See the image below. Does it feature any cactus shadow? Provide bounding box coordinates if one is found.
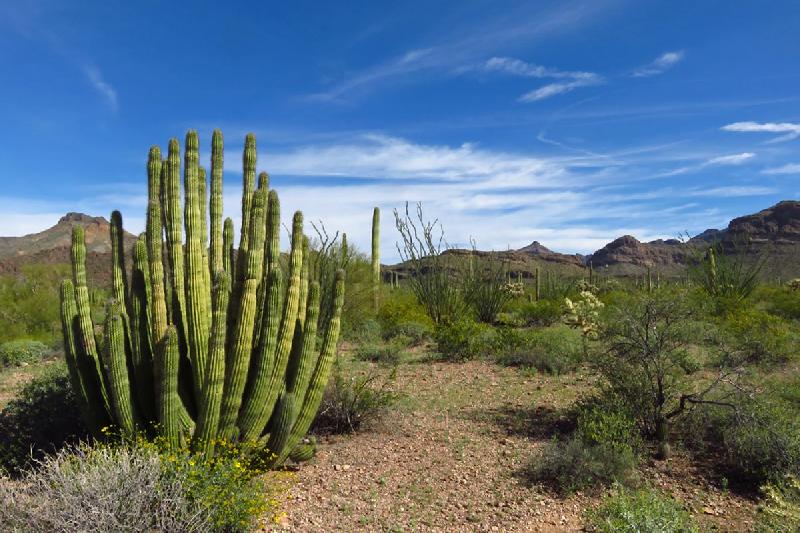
[467,403,576,440]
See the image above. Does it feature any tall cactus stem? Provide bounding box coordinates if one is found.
[372,207,380,312]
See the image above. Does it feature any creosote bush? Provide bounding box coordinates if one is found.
[0,364,87,475]
[529,404,640,494]
[0,440,286,532]
[586,486,697,533]
[0,340,52,369]
[494,325,583,375]
[313,362,397,434]
[433,318,495,362]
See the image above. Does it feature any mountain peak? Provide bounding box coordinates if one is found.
[517,240,553,255]
[58,212,108,225]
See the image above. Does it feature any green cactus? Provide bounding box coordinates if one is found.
[60,130,345,466]
[372,206,380,312]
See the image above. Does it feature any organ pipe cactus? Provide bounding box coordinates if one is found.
[372,207,380,312]
[59,129,345,465]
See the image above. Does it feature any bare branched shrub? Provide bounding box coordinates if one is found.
[0,444,210,533]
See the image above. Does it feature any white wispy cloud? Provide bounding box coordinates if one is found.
[482,56,602,102]
[305,1,614,101]
[631,50,685,77]
[705,152,756,165]
[721,121,800,143]
[763,163,800,175]
[247,133,569,189]
[660,152,756,177]
[483,56,596,80]
[84,65,118,111]
[520,77,602,102]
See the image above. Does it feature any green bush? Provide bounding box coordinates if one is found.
[0,442,282,532]
[0,364,87,475]
[756,476,800,533]
[720,308,799,365]
[313,363,397,433]
[0,340,52,368]
[530,405,640,494]
[433,318,496,361]
[681,397,800,488]
[494,325,583,375]
[345,317,383,345]
[377,290,434,335]
[758,285,800,320]
[518,299,565,326]
[354,341,405,366]
[586,486,697,532]
[384,320,431,345]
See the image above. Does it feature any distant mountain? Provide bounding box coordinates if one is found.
[1,202,798,284]
[586,200,800,277]
[0,212,136,260]
[0,212,136,287]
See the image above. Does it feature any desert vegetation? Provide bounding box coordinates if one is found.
[0,133,798,531]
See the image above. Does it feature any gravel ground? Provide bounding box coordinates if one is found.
[267,359,758,532]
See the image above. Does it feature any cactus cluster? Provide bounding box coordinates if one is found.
[59,129,345,465]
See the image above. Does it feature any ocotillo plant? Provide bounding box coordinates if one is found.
[371,206,380,312]
[59,129,345,465]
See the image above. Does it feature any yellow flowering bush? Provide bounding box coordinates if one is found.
[564,290,604,340]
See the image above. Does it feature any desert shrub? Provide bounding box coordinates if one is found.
[377,289,434,333]
[346,317,383,345]
[720,308,799,365]
[495,325,583,375]
[0,340,52,368]
[517,299,564,326]
[0,364,87,475]
[313,363,397,433]
[354,341,405,366]
[682,396,800,488]
[586,486,697,533]
[756,476,800,533]
[595,290,718,456]
[385,321,431,346]
[530,406,640,494]
[0,441,280,532]
[758,285,800,320]
[433,318,495,361]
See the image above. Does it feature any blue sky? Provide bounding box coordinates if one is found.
[1,1,799,260]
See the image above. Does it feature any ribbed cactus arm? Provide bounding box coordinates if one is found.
[274,269,345,467]
[110,211,129,310]
[237,267,284,441]
[235,133,257,290]
[162,138,188,349]
[209,129,225,274]
[372,206,380,311]
[71,225,112,419]
[287,282,321,402]
[183,130,211,399]
[60,279,108,435]
[156,326,182,448]
[194,271,230,454]
[242,212,305,438]
[146,147,168,345]
[223,217,235,277]
[103,304,139,436]
[218,188,267,437]
[130,235,155,424]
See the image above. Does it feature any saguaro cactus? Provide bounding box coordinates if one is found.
[59,129,345,465]
[372,207,380,312]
